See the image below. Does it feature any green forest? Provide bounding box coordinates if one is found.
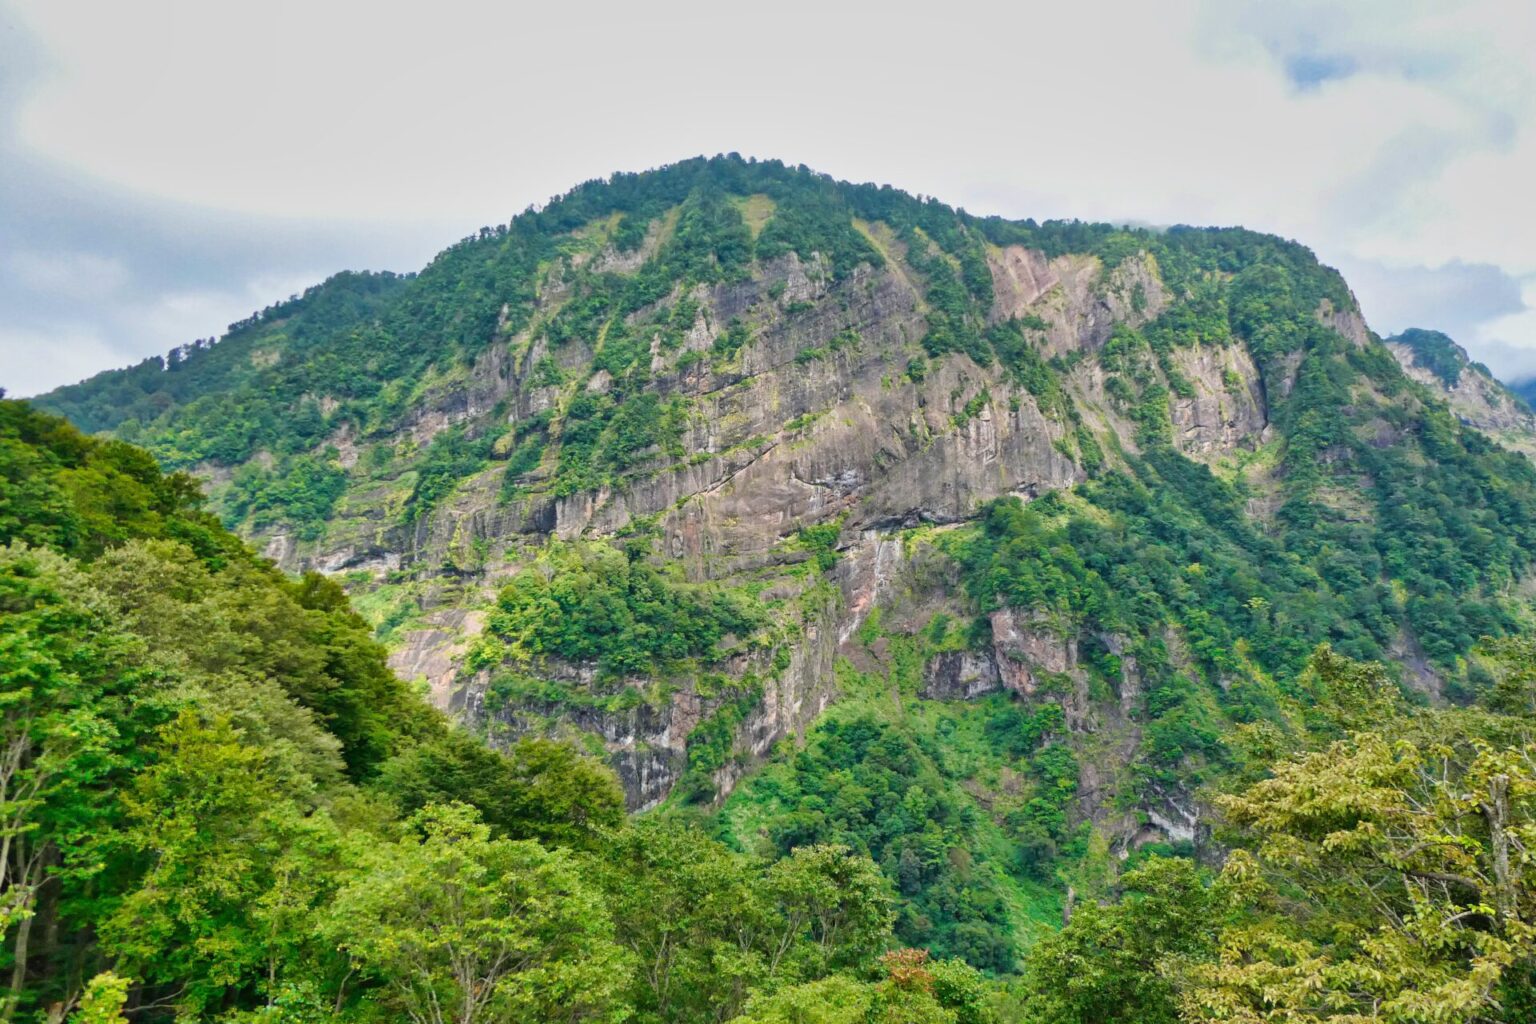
[0,400,970,1024]
[7,397,1536,1022]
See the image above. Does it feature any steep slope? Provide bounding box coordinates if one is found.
[38,155,1536,965]
[5,399,964,1024]
[1385,327,1536,458]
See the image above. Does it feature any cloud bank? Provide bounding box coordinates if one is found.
[2,0,1533,395]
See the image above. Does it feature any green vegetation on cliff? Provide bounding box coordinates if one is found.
[474,539,763,676]
[1391,327,1479,387]
[34,156,1347,547]
[721,679,1073,973]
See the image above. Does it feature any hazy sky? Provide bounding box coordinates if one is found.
[3,0,1535,396]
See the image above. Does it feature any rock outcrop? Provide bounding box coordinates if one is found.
[1386,331,1536,459]
[216,239,1292,816]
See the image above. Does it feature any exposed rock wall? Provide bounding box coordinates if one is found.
[240,240,1321,813]
[1387,340,1536,459]
[1168,343,1270,458]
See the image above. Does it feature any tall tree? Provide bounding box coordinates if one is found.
[1183,719,1536,1023]
[99,711,341,1017]
[0,546,169,1020]
[325,803,630,1024]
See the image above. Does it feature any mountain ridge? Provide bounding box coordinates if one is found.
[1382,327,1536,458]
[32,155,1536,965]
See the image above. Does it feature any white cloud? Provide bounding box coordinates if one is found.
[1473,278,1536,379]
[7,250,130,299]
[3,0,1535,388]
[0,324,126,397]
[2,272,320,397]
[1335,258,1523,336]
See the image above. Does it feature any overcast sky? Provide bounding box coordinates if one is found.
[3,0,1535,397]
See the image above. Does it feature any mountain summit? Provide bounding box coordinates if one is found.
[36,154,1536,963]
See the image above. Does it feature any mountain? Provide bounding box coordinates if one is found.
[34,154,1536,978]
[1383,327,1536,458]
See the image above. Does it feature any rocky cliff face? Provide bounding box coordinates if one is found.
[246,236,1275,837]
[40,157,1536,855]
[1385,329,1536,459]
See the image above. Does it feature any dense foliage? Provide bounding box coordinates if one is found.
[1391,327,1478,387]
[473,540,763,676]
[0,401,936,1024]
[738,713,1023,971]
[1005,647,1536,1024]
[719,617,1092,974]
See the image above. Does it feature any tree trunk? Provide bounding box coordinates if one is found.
[6,907,35,1022]
[1484,774,1514,925]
